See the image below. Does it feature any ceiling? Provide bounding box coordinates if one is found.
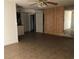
[15,0,74,9]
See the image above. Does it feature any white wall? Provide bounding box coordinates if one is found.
[17,8,36,32]
[71,10,74,31]
[17,8,44,33]
[18,26,24,35]
[4,0,18,46]
[36,10,43,32]
[23,9,36,15]
[21,12,30,32]
[23,9,36,32]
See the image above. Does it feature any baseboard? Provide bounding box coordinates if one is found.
[4,40,18,47]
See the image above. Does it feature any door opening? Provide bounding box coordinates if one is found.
[30,14,36,32]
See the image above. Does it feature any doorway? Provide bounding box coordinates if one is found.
[64,10,74,37]
[30,14,36,32]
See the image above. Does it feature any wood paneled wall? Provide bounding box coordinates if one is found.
[44,6,64,34]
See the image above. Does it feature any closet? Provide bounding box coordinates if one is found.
[44,6,64,34]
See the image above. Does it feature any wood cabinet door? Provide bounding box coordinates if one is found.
[44,6,64,34]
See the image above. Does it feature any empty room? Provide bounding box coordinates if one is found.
[4,0,74,59]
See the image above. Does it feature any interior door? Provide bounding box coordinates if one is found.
[44,6,64,34]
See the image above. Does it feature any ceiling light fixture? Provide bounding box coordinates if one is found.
[37,2,47,8]
[30,0,58,8]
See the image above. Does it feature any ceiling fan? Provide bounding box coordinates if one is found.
[30,0,58,8]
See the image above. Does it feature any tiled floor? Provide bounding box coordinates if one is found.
[4,32,74,59]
